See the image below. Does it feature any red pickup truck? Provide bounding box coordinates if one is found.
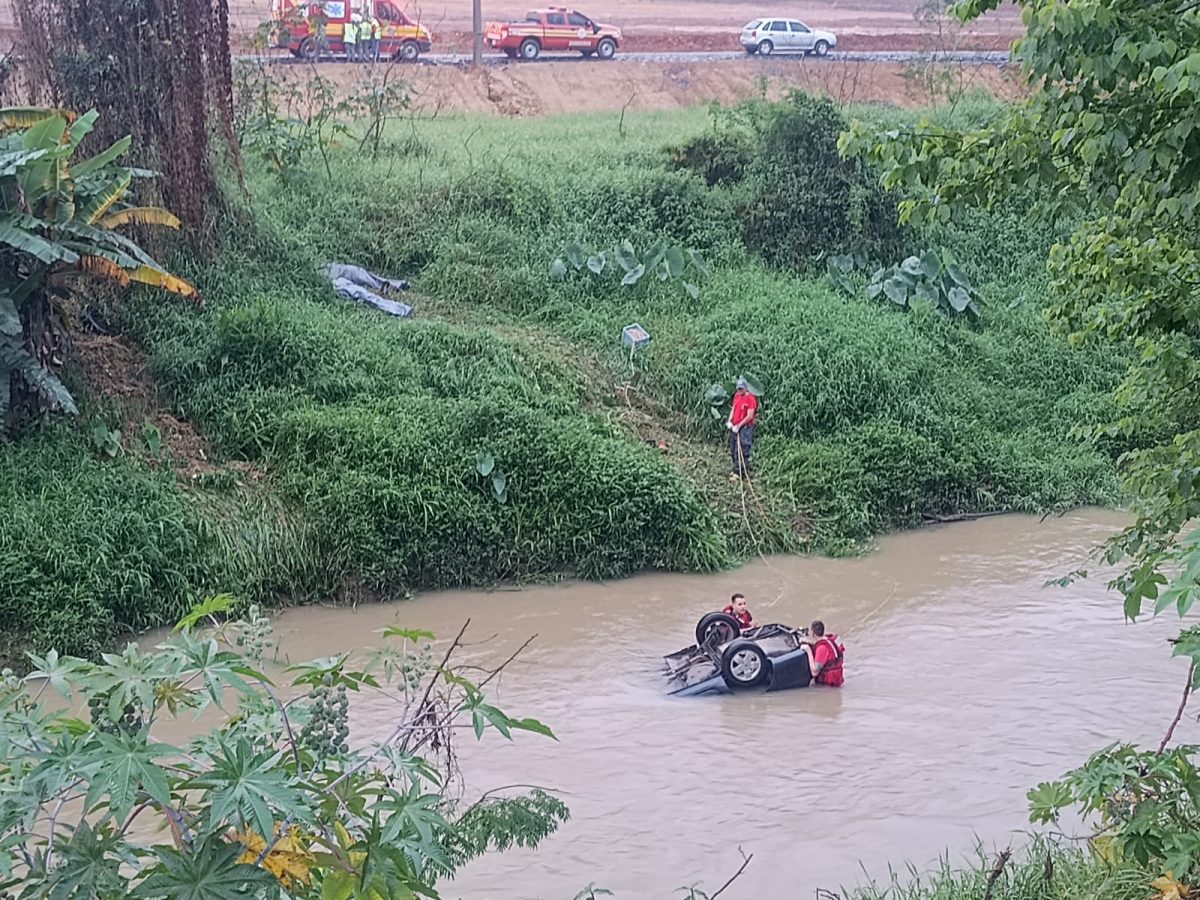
[484,7,622,60]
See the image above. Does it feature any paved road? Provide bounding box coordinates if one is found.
[245,48,1011,67]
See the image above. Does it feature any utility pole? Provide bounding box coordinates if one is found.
[472,0,482,66]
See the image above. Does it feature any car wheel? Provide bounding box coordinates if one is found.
[596,37,616,59]
[299,37,318,60]
[398,40,420,61]
[814,39,829,56]
[520,38,540,60]
[757,39,773,56]
[695,612,741,646]
[721,640,770,688]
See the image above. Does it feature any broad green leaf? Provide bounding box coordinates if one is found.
[475,452,495,477]
[548,258,567,281]
[664,245,686,279]
[81,730,177,823]
[586,253,605,275]
[919,249,941,277]
[69,135,132,179]
[0,291,19,337]
[135,839,275,899]
[945,263,972,289]
[175,594,238,633]
[682,281,700,300]
[564,241,585,269]
[946,286,971,312]
[0,216,78,265]
[510,716,557,740]
[66,109,99,150]
[614,240,638,272]
[900,255,924,276]
[687,249,709,275]
[620,264,645,286]
[188,737,305,839]
[882,277,908,305]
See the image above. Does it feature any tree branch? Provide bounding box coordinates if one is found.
[709,848,753,899]
[1158,659,1195,754]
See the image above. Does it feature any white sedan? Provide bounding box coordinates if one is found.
[741,17,837,56]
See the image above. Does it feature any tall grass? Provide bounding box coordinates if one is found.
[848,841,1150,900]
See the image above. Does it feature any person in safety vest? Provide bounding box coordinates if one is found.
[369,16,382,61]
[345,13,361,60]
[722,593,755,631]
[802,620,845,686]
[358,15,374,60]
[727,376,758,481]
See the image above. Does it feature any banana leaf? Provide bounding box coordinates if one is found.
[98,207,181,229]
[0,216,78,264]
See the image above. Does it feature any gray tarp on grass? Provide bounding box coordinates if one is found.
[323,263,413,317]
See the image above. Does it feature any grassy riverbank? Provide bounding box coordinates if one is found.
[847,843,1151,900]
[1,93,1133,661]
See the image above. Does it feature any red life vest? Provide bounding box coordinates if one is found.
[813,634,845,686]
[723,605,753,630]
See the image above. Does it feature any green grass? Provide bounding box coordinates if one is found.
[1,90,1137,661]
[848,842,1151,900]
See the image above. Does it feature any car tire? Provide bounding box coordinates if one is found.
[814,39,829,56]
[721,640,770,688]
[520,37,540,60]
[397,40,420,61]
[596,37,616,59]
[757,39,773,56]
[299,37,319,60]
[695,612,741,646]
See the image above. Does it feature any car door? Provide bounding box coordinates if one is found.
[790,20,814,51]
[566,11,594,48]
[544,11,568,49]
[767,19,790,50]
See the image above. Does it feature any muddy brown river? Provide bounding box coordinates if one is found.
[233,510,1196,897]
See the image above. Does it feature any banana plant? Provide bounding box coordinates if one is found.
[0,106,199,431]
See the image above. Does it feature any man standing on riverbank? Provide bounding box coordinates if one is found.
[728,376,758,481]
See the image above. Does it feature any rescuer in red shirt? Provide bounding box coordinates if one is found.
[727,376,758,481]
[802,620,845,686]
[722,592,755,630]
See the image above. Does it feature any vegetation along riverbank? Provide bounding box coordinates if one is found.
[3,0,1200,895]
[2,89,1136,662]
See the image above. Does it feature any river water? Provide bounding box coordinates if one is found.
[246,510,1195,898]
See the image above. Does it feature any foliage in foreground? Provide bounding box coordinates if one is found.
[845,0,1200,886]
[0,600,567,897]
[0,107,198,433]
[847,840,1151,900]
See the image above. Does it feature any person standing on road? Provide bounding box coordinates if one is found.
[344,13,360,60]
[359,15,374,60]
[727,376,758,481]
[369,16,382,61]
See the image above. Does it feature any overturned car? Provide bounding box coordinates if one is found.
[664,612,815,696]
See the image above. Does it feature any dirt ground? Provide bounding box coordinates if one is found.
[275,55,1024,116]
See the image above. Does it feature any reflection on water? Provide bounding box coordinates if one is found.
[251,510,1196,898]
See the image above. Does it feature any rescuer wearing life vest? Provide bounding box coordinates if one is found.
[722,593,755,630]
[802,620,845,686]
